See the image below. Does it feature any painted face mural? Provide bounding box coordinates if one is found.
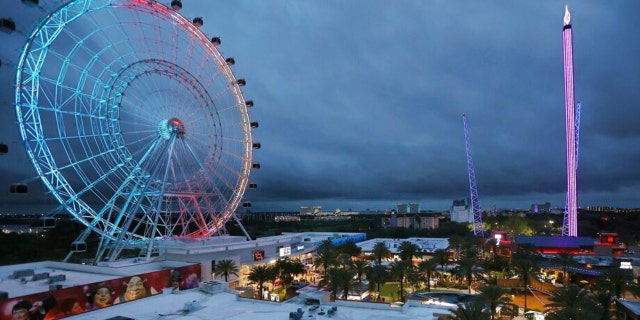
[123,276,146,301]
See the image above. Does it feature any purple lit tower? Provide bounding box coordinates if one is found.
[562,5,578,237]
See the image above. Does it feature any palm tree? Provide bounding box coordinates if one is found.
[597,267,639,299]
[454,252,484,294]
[511,251,538,312]
[451,301,491,320]
[336,242,362,257]
[481,254,509,283]
[313,248,337,280]
[372,242,391,265]
[552,251,573,285]
[275,258,306,289]
[367,263,389,301]
[214,259,239,282]
[544,284,600,320]
[318,239,334,254]
[337,252,354,269]
[596,267,639,317]
[478,285,511,320]
[433,248,449,282]
[247,265,276,300]
[389,259,412,302]
[448,235,465,259]
[322,267,355,301]
[405,265,422,294]
[418,258,437,292]
[591,289,614,320]
[352,259,368,283]
[399,241,419,262]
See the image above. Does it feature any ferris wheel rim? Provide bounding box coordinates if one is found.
[14,0,253,243]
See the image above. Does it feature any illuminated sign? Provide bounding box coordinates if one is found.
[494,234,502,246]
[620,261,632,269]
[279,247,291,257]
[253,250,265,261]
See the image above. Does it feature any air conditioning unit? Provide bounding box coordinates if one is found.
[49,284,62,291]
[199,280,227,294]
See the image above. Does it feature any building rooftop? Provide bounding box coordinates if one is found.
[617,299,640,316]
[357,237,449,254]
[514,235,594,248]
[64,286,451,320]
[0,260,194,299]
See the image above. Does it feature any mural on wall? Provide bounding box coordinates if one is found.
[0,264,201,320]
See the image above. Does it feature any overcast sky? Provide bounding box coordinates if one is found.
[1,1,639,212]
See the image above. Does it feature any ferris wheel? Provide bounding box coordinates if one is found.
[14,0,257,262]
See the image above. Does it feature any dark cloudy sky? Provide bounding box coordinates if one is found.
[1,1,639,212]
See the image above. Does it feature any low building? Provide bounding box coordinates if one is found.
[357,237,449,262]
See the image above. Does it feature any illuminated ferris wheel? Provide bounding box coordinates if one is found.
[14,0,256,262]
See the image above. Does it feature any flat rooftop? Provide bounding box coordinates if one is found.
[0,260,193,298]
[64,288,451,320]
[357,237,449,254]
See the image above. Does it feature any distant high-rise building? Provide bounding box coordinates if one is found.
[397,203,419,214]
[450,199,472,223]
[530,202,551,213]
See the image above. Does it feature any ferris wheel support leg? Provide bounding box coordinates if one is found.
[145,136,178,261]
[232,212,252,241]
[100,138,169,263]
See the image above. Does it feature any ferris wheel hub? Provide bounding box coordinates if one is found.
[158,118,185,139]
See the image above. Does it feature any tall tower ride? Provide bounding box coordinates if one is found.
[462,114,484,237]
[562,5,578,237]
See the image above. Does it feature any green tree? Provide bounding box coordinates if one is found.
[337,252,354,269]
[552,251,573,285]
[247,265,276,300]
[389,259,412,302]
[478,285,511,320]
[398,241,419,262]
[433,248,449,282]
[481,254,509,283]
[313,248,337,280]
[367,263,389,301]
[275,258,306,289]
[214,259,239,282]
[590,290,614,320]
[597,267,640,299]
[454,251,484,294]
[336,242,362,257]
[511,251,538,312]
[544,284,600,320]
[352,259,368,283]
[418,258,437,292]
[322,267,355,301]
[372,242,391,265]
[502,216,533,236]
[318,239,334,253]
[451,301,490,320]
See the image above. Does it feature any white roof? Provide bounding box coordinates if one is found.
[0,260,193,298]
[357,238,449,254]
[65,288,451,320]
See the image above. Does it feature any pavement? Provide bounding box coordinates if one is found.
[508,292,551,312]
[429,286,551,313]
